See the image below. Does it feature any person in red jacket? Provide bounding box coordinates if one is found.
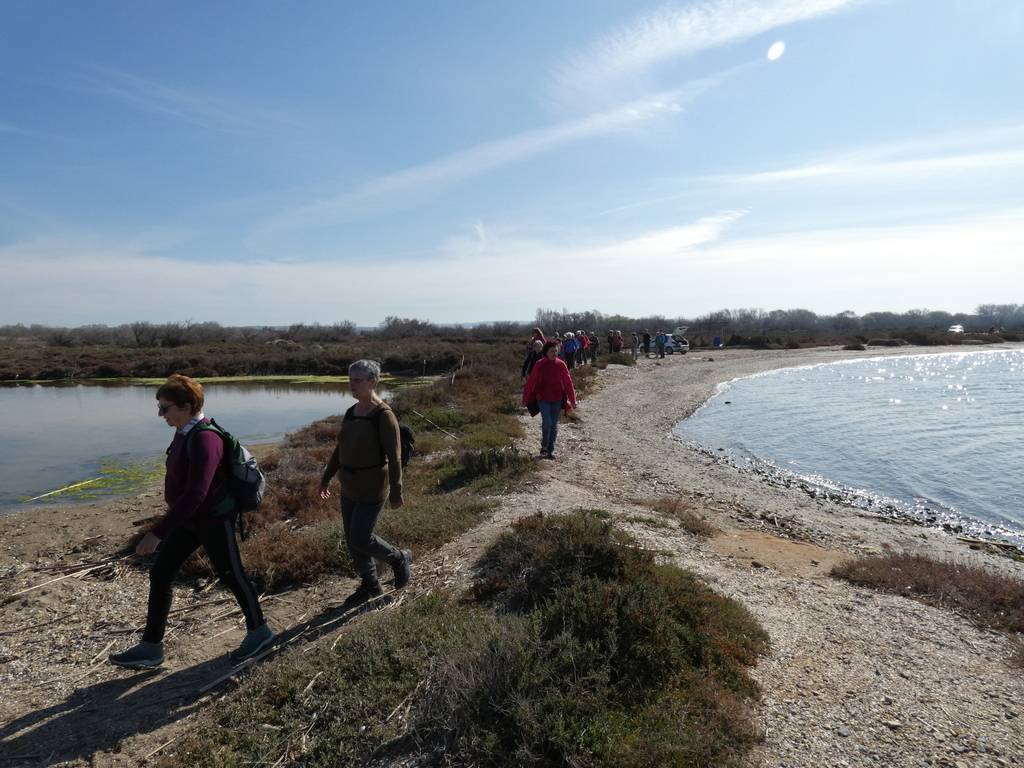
[522,341,577,459]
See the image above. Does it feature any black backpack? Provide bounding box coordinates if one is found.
[343,405,415,468]
[182,419,267,537]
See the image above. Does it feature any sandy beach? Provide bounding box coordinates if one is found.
[2,345,1022,766]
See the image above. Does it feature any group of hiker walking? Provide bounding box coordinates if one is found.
[521,327,674,378]
[108,331,676,671]
[109,365,410,670]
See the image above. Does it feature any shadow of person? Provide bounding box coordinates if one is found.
[0,593,393,766]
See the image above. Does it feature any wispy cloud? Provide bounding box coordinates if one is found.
[552,0,868,109]
[253,72,733,243]
[4,208,1021,324]
[0,119,53,140]
[78,64,297,134]
[711,123,1024,186]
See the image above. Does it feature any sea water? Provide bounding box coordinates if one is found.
[674,349,1024,546]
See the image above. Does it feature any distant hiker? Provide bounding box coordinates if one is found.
[655,330,669,358]
[576,329,589,367]
[109,374,273,670]
[561,332,579,369]
[611,330,624,353]
[528,327,547,349]
[588,331,600,362]
[642,330,651,357]
[522,338,544,379]
[320,360,411,604]
[631,332,639,360]
[522,340,577,460]
[606,330,615,353]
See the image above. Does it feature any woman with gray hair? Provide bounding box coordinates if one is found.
[320,360,411,603]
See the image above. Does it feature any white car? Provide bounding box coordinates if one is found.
[948,325,965,334]
[665,336,689,354]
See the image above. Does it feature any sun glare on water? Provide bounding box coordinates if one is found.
[767,41,786,61]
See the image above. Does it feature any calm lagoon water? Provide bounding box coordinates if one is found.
[0,381,365,510]
[674,349,1024,545]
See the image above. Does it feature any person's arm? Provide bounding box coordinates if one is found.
[562,363,577,410]
[151,430,223,539]
[319,425,342,499]
[380,409,403,507]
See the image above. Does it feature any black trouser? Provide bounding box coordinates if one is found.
[341,498,401,587]
[143,516,264,643]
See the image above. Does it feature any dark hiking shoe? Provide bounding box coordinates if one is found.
[109,641,164,669]
[543,452,556,460]
[344,581,384,608]
[230,623,275,664]
[393,549,412,589]
[539,448,549,457]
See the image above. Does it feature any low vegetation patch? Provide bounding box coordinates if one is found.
[831,552,1024,634]
[165,512,769,768]
[146,341,534,590]
[602,351,636,366]
[644,496,718,537]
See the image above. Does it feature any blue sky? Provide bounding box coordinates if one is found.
[2,0,1021,326]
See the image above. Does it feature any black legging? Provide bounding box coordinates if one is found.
[143,516,264,643]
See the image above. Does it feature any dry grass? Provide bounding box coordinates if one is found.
[831,552,1024,634]
[644,496,718,537]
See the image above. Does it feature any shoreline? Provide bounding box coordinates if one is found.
[2,344,1023,766]
[660,344,1024,562]
[670,346,1024,554]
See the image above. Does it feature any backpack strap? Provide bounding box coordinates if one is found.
[176,420,235,517]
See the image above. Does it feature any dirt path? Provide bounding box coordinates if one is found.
[2,346,1023,766]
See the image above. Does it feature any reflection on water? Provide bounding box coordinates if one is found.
[0,381,375,510]
[675,349,1024,544]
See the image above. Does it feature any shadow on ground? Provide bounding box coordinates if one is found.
[0,593,390,766]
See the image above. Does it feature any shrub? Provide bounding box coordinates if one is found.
[832,552,1024,633]
[644,497,717,537]
[411,511,768,767]
[842,342,867,351]
[603,352,635,366]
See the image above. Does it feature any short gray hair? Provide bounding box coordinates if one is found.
[348,359,381,383]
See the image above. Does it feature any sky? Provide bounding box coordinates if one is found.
[1,0,1022,327]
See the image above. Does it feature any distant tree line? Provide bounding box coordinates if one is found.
[536,304,1023,346]
[1,304,1021,350]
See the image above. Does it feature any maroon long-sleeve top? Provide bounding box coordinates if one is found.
[522,356,577,409]
[152,421,228,539]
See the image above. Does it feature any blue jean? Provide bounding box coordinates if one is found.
[538,399,562,454]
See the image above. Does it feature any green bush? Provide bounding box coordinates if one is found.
[412,511,769,767]
[604,352,636,366]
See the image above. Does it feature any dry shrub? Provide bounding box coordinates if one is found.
[832,552,1024,633]
[645,496,718,537]
[240,522,343,592]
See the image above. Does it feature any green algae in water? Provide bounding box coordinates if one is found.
[20,458,164,504]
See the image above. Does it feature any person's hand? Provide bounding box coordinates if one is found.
[319,485,331,501]
[136,532,161,556]
[390,496,404,509]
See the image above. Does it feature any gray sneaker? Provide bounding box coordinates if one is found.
[109,641,164,669]
[229,623,275,664]
[393,549,412,589]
